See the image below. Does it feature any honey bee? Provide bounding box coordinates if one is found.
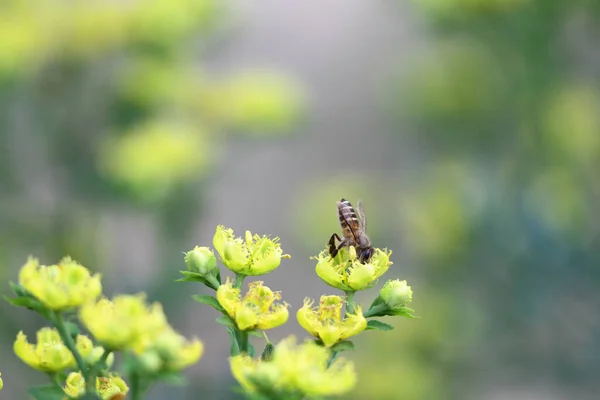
[328,198,374,263]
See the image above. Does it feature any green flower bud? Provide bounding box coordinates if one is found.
[184,246,217,276]
[379,279,413,309]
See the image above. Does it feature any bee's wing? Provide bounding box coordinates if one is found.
[357,199,367,233]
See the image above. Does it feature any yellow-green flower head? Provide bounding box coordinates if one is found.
[217,279,289,331]
[296,295,367,347]
[13,328,96,372]
[184,246,217,276]
[0,372,3,391]
[230,336,356,397]
[380,279,413,310]
[315,247,392,291]
[79,294,167,350]
[18,256,102,310]
[63,372,129,400]
[76,335,115,368]
[133,325,204,372]
[213,226,290,276]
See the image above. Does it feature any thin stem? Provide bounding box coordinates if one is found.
[236,329,249,353]
[205,274,221,290]
[345,291,356,315]
[234,273,246,289]
[52,311,88,380]
[48,372,62,389]
[363,303,388,318]
[130,371,141,400]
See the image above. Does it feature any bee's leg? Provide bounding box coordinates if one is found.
[328,233,343,257]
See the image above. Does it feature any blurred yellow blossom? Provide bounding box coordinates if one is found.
[79,294,167,350]
[63,372,129,400]
[132,325,203,372]
[13,328,100,372]
[297,295,366,347]
[18,257,102,311]
[230,336,356,397]
[217,279,289,331]
[98,120,211,200]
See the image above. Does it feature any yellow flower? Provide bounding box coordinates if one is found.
[18,257,102,310]
[315,247,392,291]
[14,328,72,372]
[0,372,3,391]
[133,325,204,372]
[64,372,129,400]
[379,279,413,310]
[79,294,167,350]
[213,226,289,276]
[296,296,366,347]
[230,336,356,397]
[217,279,289,331]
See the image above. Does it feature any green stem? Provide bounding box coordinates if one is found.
[130,371,141,400]
[48,372,62,389]
[236,329,249,353]
[345,291,356,314]
[234,273,246,289]
[205,274,221,290]
[52,311,88,381]
[363,303,388,318]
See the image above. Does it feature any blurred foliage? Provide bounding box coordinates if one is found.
[0,1,303,398]
[366,0,600,398]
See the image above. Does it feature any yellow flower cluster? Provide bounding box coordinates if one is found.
[213,226,290,276]
[217,280,289,331]
[63,372,128,400]
[80,294,203,372]
[14,328,112,373]
[315,246,392,291]
[18,257,102,311]
[297,295,366,347]
[230,336,356,397]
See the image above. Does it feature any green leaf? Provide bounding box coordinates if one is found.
[216,315,236,328]
[191,295,224,311]
[9,281,29,297]
[247,330,263,338]
[389,307,418,318]
[156,371,186,385]
[366,320,394,331]
[227,327,240,356]
[28,384,68,400]
[176,271,208,283]
[3,295,43,311]
[368,294,384,310]
[330,340,354,353]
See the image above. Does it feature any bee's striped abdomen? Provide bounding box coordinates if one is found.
[337,198,360,242]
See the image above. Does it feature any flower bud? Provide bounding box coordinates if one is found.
[184,246,217,276]
[379,279,413,309]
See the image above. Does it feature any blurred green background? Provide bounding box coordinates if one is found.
[1,0,600,399]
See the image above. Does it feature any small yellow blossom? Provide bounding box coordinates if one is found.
[79,294,167,350]
[132,325,204,372]
[230,336,356,397]
[213,226,289,276]
[14,328,78,372]
[315,247,392,291]
[217,279,289,331]
[0,372,3,391]
[296,295,367,347]
[18,257,102,310]
[63,372,129,400]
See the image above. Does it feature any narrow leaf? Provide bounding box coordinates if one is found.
[191,295,224,311]
[216,315,236,328]
[28,384,68,400]
[366,320,394,331]
[247,330,263,338]
[330,340,354,353]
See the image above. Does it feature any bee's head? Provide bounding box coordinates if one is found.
[358,247,374,263]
